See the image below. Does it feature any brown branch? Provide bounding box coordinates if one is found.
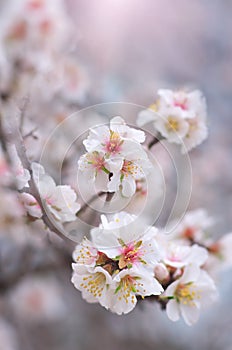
[0,113,71,242]
[148,137,159,149]
[77,191,106,216]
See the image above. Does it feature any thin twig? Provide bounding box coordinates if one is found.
[148,137,159,149]
[23,126,38,139]
[77,191,106,216]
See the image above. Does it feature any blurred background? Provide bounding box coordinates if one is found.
[0,0,232,349]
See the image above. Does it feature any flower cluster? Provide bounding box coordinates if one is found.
[0,0,89,110]
[137,89,208,153]
[72,212,163,315]
[0,1,230,329]
[78,116,152,197]
[71,210,230,325]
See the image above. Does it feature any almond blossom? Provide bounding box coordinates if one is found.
[91,212,160,269]
[71,211,163,314]
[161,243,208,269]
[158,89,207,120]
[79,117,152,197]
[137,89,208,153]
[83,116,145,155]
[71,264,113,308]
[0,0,72,62]
[72,238,99,268]
[30,162,80,222]
[165,264,218,326]
[154,108,189,144]
[19,192,42,218]
[110,267,163,315]
[107,147,152,197]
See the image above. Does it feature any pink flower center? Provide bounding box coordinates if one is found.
[174,98,188,110]
[39,19,53,35]
[87,152,106,172]
[118,241,143,268]
[122,243,141,262]
[45,197,53,205]
[8,21,27,40]
[27,0,44,11]
[104,131,122,154]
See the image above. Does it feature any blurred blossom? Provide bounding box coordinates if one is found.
[9,276,67,322]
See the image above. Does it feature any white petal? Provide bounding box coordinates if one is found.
[181,264,201,284]
[137,109,157,127]
[180,304,200,326]
[166,300,180,322]
[121,176,136,197]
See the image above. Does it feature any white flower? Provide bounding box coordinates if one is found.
[83,116,145,155]
[57,57,89,103]
[110,116,145,143]
[71,212,163,314]
[91,212,160,269]
[9,275,66,322]
[161,243,208,269]
[165,264,218,325]
[107,146,152,197]
[158,89,207,120]
[32,162,80,222]
[109,267,163,315]
[78,151,109,192]
[19,192,42,218]
[1,0,73,61]
[79,117,152,197]
[71,264,113,308]
[154,108,189,144]
[72,238,99,268]
[137,89,208,152]
[181,115,208,153]
[165,244,207,268]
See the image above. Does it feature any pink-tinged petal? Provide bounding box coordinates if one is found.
[19,192,42,218]
[166,300,180,322]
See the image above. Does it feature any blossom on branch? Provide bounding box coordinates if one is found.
[137,89,208,153]
[78,117,152,197]
[165,264,218,325]
[71,211,163,315]
[21,162,81,222]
